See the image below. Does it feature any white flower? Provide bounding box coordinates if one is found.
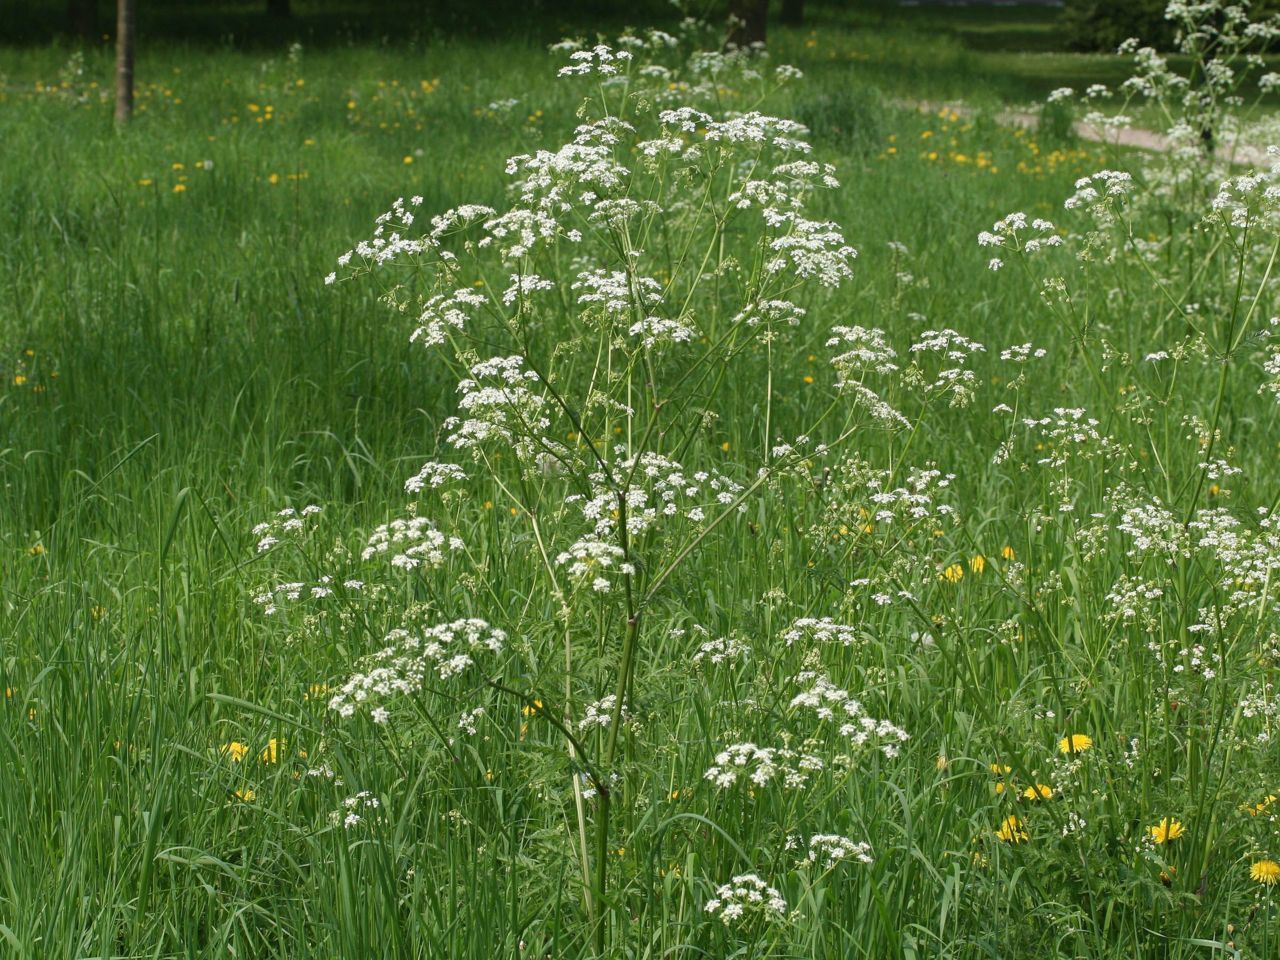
[555,537,632,592]
[404,461,467,494]
[328,619,507,721]
[692,636,749,666]
[805,834,873,868]
[362,515,465,570]
[704,874,788,926]
[578,695,628,731]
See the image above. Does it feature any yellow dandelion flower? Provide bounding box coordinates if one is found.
[995,815,1028,844]
[220,741,249,762]
[234,788,256,802]
[803,375,814,384]
[942,563,964,583]
[13,374,27,386]
[1001,545,1016,560]
[1245,794,1277,816]
[260,738,285,763]
[1058,733,1092,754]
[172,184,186,194]
[1251,859,1280,885]
[969,554,986,574]
[403,155,414,165]
[990,763,1011,775]
[1148,818,1184,844]
[1022,784,1053,801]
[521,699,543,718]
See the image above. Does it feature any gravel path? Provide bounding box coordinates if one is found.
[901,99,1271,168]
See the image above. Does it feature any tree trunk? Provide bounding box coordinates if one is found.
[67,0,95,38]
[728,0,768,48]
[268,0,292,17]
[114,0,134,123]
[781,0,804,26]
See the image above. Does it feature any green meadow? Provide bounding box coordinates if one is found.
[2,2,1278,957]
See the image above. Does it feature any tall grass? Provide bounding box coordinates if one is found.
[2,5,1278,959]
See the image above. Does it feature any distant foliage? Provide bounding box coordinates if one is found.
[1062,0,1177,51]
[1064,0,1280,51]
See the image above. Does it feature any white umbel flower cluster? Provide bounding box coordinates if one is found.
[790,673,911,759]
[404,461,467,494]
[362,516,465,571]
[782,617,861,647]
[826,325,899,381]
[250,504,322,553]
[328,619,507,720]
[412,288,488,349]
[578,695,629,731]
[805,834,873,868]
[251,574,365,616]
[692,635,750,666]
[570,450,744,537]
[445,355,552,456]
[332,791,381,829]
[555,537,635,593]
[703,874,788,926]
[703,742,825,789]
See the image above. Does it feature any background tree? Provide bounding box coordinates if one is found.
[781,0,804,27]
[66,0,94,38]
[1061,0,1172,51]
[267,0,291,17]
[114,0,134,123]
[728,0,767,47]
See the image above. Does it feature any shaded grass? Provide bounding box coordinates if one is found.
[1,7,1278,960]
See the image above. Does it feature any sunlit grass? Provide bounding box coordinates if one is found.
[2,7,1279,960]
